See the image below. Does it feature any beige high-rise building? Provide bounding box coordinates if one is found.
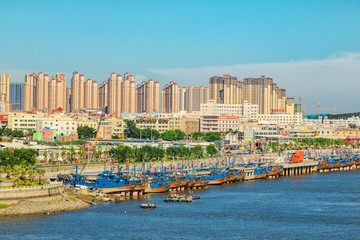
[209,74,242,104]
[35,72,49,111]
[70,71,86,112]
[286,97,295,114]
[178,87,187,112]
[121,73,136,113]
[179,86,209,113]
[84,79,92,109]
[98,81,108,111]
[48,73,66,112]
[136,79,160,113]
[92,80,99,110]
[0,74,11,112]
[161,81,179,113]
[24,73,36,111]
[243,76,273,114]
[185,86,209,113]
[84,79,99,109]
[108,73,122,116]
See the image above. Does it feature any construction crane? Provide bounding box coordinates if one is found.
[299,96,305,105]
[0,122,7,136]
[314,102,341,117]
[93,111,106,149]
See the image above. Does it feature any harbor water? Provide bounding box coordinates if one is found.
[1,171,359,239]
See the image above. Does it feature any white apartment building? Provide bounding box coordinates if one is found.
[36,118,77,136]
[258,112,303,126]
[200,115,243,133]
[200,100,258,120]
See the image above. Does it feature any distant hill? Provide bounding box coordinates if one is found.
[327,112,360,119]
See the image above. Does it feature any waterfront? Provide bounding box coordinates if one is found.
[0,171,359,239]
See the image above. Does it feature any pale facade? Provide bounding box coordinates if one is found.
[200,115,241,133]
[258,113,303,126]
[36,118,77,136]
[121,73,136,113]
[161,81,179,113]
[0,74,11,112]
[24,74,36,111]
[200,100,258,120]
[108,73,122,116]
[209,74,242,105]
[136,79,160,113]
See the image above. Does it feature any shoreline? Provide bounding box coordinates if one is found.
[0,192,90,217]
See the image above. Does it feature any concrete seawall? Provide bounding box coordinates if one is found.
[0,183,63,201]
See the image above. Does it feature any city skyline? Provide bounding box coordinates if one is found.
[1,1,359,113]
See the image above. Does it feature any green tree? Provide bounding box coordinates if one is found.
[124,120,140,139]
[161,130,186,141]
[206,144,218,157]
[204,132,222,142]
[191,132,204,141]
[191,145,203,158]
[77,126,97,139]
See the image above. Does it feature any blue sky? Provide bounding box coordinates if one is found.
[1,0,359,113]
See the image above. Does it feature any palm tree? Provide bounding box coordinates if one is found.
[28,169,35,186]
[43,151,48,164]
[36,169,42,184]
[12,167,20,188]
[6,165,12,179]
[21,167,27,186]
[50,152,54,165]
[61,150,66,164]
[70,146,76,163]
[40,169,46,185]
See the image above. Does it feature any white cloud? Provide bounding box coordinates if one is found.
[133,74,147,85]
[149,52,360,113]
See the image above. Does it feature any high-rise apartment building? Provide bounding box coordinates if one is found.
[0,74,11,112]
[70,71,85,112]
[48,73,66,112]
[35,72,49,111]
[24,73,36,111]
[161,81,179,113]
[209,74,242,104]
[136,79,160,113]
[84,79,99,109]
[98,81,108,111]
[10,83,24,111]
[107,73,122,116]
[180,86,209,113]
[121,73,136,113]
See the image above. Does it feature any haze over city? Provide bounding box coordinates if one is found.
[1,0,360,112]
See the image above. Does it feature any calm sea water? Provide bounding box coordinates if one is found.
[1,171,359,240]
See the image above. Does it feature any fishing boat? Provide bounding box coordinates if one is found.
[206,171,225,185]
[254,168,267,179]
[147,178,169,193]
[267,166,281,177]
[71,170,135,194]
[141,203,156,209]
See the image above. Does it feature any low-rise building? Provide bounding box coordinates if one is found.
[200,100,258,120]
[36,118,77,136]
[335,128,360,139]
[200,115,241,133]
[258,113,303,126]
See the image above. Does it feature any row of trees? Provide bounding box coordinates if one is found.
[109,144,218,163]
[0,148,45,188]
[190,132,222,142]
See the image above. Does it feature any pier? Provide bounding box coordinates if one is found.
[282,161,318,176]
